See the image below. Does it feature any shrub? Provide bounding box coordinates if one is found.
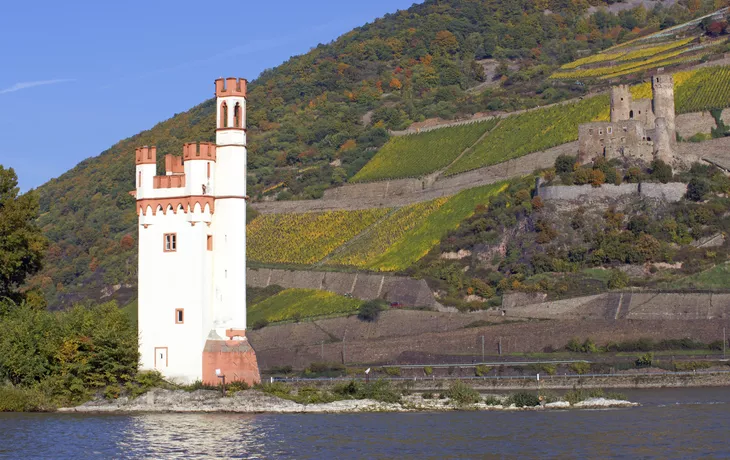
[590,169,606,187]
[674,361,713,371]
[421,391,434,399]
[381,366,401,376]
[475,364,491,376]
[530,363,557,375]
[608,269,629,289]
[686,177,709,202]
[507,391,541,407]
[446,381,481,405]
[564,388,606,405]
[569,362,591,375]
[555,155,577,174]
[483,395,502,406]
[636,352,654,367]
[0,385,53,412]
[650,160,673,183]
[423,366,433,376]
[305,362,345,377]
[358,300,386,322]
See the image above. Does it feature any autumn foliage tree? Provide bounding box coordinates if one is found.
[0,166,47,306]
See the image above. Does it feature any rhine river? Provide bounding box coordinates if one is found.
[1,388,729,459]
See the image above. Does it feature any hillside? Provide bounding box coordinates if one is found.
[27,0,730,307]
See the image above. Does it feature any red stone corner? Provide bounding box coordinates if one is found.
[202,338,260,386]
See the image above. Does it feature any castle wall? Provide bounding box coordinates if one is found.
[632,99,655,127]
[578,120,649,163]
[675,109,730,138]
[537,182,686,202]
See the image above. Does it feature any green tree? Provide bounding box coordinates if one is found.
[0,166,47,304]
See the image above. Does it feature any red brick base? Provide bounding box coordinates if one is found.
[202,338,261,386]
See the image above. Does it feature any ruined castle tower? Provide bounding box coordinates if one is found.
[652,74,676,143]
[610,85,632,122]
[653,117,673,164]
[133,78,259,386]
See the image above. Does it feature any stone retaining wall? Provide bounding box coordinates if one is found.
[246,268,439,307]
[537,182,686,202]
[502,291,730,320]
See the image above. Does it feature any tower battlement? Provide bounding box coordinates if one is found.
[135,146,157,165]
[183,142,217,161]
[215,78,247,98]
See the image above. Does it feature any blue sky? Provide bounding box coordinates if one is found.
[0,0,418,191]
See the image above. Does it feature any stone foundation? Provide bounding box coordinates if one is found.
[202,336,261,386]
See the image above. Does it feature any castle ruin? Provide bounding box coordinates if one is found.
[578,74,678,166]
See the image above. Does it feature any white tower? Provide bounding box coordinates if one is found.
[134,78,259,385]
[211,78,248,337]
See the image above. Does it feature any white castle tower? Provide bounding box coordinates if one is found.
[133,78,259,385]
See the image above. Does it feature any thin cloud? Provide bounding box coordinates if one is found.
[0,79,75,95]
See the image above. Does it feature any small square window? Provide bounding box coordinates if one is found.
[589,128,593,135]
[607,127,613,134]
[175,309,184,324]
[623,126,628,132]
[164,233,177,252]
[598,129,603,135]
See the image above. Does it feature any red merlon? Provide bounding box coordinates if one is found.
[153,175,186,189]
[183,142,216,161]
[165,154,184,175]
[135,146,157,165]
[215,77,247,98]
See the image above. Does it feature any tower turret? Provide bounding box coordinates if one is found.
[652,74,676,143]
[610,85,632,122]
[135,146,157,199]
[215,77,247,148]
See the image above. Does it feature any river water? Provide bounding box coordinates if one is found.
[1,388,729,459]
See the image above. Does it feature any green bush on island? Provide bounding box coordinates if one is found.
[445,380,481,405]
[0,300,139,410]
[507,392,541,407]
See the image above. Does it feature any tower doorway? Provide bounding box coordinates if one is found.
[154,347,168,370]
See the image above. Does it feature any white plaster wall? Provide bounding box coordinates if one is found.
[135,164,156,199]
[211,198,247,334]
[185,160,214,196]
[138,208,209,384]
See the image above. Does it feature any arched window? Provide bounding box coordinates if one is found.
[233,103,241,128]
[220,102,228,128]
[629,110,634,119]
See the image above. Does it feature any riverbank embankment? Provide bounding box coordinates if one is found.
[58,388,636,414]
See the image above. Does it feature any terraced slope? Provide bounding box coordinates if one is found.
[248,182,507,271]
[444,96,610,176]
[246,209,389,265]
[247,288,361,326]
[551,8,729,81]
[350,118,499,183]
